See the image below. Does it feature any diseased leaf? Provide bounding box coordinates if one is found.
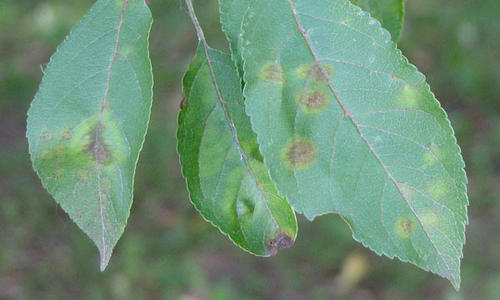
[178,44,297,256]
[351,0,404,41]
[27,0,153,270]
[239,0,468,288]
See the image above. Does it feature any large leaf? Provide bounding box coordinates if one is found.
[239,0,468,288]
[27,0,153,270]
[351,0,404,41]
[178,44,297,256]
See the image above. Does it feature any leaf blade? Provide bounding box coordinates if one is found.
[27,0,153,270]
[240,0,467,288]
[177,45,298,256]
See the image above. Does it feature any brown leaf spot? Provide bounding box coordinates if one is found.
[395,216,415,238]
[86,125,111,165]
[179,96,186,110]
[260,62,284,84]
[268,232,294,256]
[298,89,330,113]
[297,62,334,83]
[282,137,317,170]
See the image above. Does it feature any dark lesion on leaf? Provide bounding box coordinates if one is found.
[268,232,294,256]
[282,137,317,170]
[86,124,112,165]
[395,216,415,238]
[297,62,333,83]
[298,89,330,113]
[179,96,186,110]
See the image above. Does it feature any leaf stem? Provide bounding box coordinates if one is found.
[184,0,209,49]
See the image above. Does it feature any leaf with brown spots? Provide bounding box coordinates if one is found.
[27,0,153,270]
[178,43,298,256]
[233,0,468,289]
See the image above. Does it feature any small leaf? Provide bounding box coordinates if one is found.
[27,0,153,270]
[240,0,468,288]
[351,0,405,41]
[178,45,297,256]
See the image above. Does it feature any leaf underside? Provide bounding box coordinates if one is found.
[217,0,468,288]
[178,45,297,256]
[27,0,153,270]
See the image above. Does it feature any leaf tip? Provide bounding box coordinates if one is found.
[99,251,112,272]
[97,237,114,272]
[448,269,461,291]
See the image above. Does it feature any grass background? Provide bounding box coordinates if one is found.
[1,0,499,299]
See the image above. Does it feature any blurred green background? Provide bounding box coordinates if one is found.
[0,0,498,299]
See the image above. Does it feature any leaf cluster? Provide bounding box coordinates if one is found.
[26,0,467,288]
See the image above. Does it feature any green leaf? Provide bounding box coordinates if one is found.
[27,0,153,270]
[239,0,468,288]
[351,0,404,41]
[177,44,297,256]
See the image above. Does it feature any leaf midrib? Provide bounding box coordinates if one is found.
[202,48,281,235]
[94,0,129,271]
